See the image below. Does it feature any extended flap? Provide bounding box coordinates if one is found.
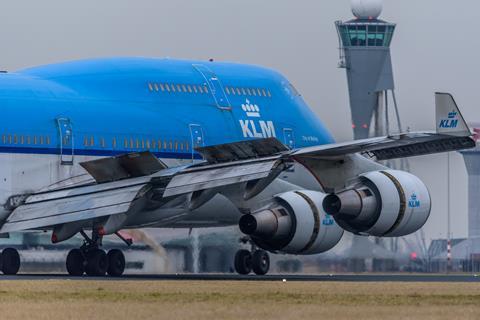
[80,152,167,183]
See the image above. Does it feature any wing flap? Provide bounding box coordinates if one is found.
[0,184,146,233]
[163,159,281,198]
[80,152,167,183]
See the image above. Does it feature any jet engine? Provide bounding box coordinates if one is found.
[322,170,431,237]
[239,190,344,255]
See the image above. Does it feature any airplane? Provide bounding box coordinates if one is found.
[0,57,473,277]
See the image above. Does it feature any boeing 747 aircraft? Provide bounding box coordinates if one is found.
[0,57,473,276]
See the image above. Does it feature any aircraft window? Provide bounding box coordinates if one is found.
[176,84,182,92]
[100,138,105,148]
[251,89,257,96]
[123,138,127,148]
[193,85,198,93]
[230,87,236,95]
[289,83,301,96]
[32,136,36,145]
[180,142,184,151]
[236,88,241,95]
[187,85,193,93]
[13,135,17,144]
[198,86,204,94]
[112,137,117,148]
[175,141,178,151]
[89,137,94,146]
[164,141,167,150]
[135,139,139,149]
[1,135,5,144]
[256,88,261,96]
[152,139,156,149]
[181,84,187,93]
[171,84,176,92]
[225,87,230,95]
[246,88,252,96]
[158,83,164,92]
[267,89,272,97]
[241,88,246,95]
[148,83,154,92]
[261,89,267,96]
[40,136,44,145]
[130,138,134,149]
[20,136,24,145]
[203,86,209,93]
[165,84,171,92]
[169,140,173,150]
[154,83,159,92]
[146,140,150,149]
[185,141,190,151]
[46,136,51,145]
[141,139,145,149]
[27,136,31,144]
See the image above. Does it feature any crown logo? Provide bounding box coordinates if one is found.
[410,193,417,200]
[448,111,458,119]
[241,99,260,118]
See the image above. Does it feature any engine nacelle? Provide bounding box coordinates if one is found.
[322,170,431,237]
[239,190,344,255]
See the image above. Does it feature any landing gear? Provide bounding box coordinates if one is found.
[85,249,108,276]
[66,248,84,276]
[234,238,271,275]
[107,249,126,277]
[252,250,270,275]
[234,250,252,275]
[1,248,20,275]
[65,229,127,277]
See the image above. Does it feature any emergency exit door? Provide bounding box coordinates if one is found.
[193,64,231,109]
[56,118,74,165]
[189,124,205,161]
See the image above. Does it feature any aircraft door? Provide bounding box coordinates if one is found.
[189,124,205,161]
[193,64,231,109]
[56,118,74,165]
[283,128,295,150]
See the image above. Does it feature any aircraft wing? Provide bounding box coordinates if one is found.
[0,93,474,235]
[290,93,474,161]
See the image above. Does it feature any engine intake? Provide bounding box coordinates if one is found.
[323,170,431,237]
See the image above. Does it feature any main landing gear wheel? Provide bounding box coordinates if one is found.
[234,249,252,275]
[66,249,85,276]
[252,250,270,275]
[1,248,20,275]
[107,249,125,277]
[85,249,108,277]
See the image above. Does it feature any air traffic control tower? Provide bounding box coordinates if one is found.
[461,127,480,242]
[336,0,399,139]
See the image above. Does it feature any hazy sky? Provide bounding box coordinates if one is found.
[0,0,477,242]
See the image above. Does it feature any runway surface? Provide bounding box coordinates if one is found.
[3,273,480,282]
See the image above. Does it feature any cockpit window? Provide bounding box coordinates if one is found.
[289,83,301,97]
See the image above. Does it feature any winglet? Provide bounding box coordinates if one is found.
[435,92,471,136]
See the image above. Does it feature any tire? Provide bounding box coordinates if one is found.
[2,248,20,275]
[234,250,252,275]
[85,249,108,277]
[66,249,85,276]
[107,249,125,277]
[252,250,270,275]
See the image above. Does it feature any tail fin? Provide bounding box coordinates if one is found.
[435,92,471,136]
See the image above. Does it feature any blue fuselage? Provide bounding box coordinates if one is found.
[0,58,334,159]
